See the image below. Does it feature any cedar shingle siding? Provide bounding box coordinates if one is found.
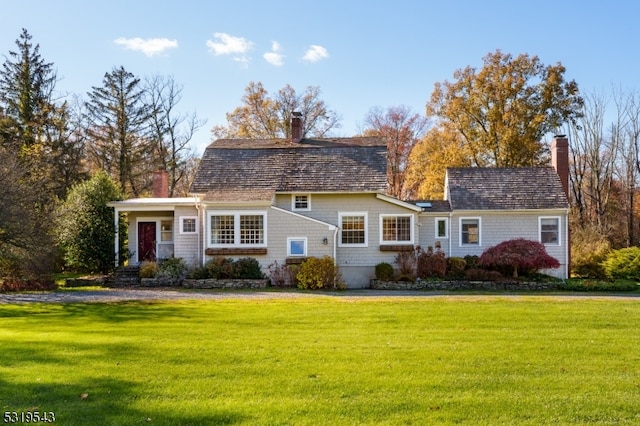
[191,137,387,194]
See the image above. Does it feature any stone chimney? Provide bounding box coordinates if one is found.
[152,170,169,198]
[551,135,569,199]
[291,112,302,143]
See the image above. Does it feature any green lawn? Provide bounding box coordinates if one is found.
[1,295,639,425]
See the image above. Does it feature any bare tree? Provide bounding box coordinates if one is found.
[362,105,428,199]
[145,75,205,196]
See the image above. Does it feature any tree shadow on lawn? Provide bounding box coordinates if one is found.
[0,375,246,425]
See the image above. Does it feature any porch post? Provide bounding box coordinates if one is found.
[114,208,120,268]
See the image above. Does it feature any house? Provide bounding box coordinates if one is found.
[108,116,571,287]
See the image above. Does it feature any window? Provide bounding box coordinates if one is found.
[380,215,413,243]
[180,216,197,234]
[339,212,367,246]
[208,212,266,247]
[292,194,311,211]
[435,218,448,239]
[540,217,560,245]
[287,237,307,256]
[460,218,480,246]
[160,220,173,242]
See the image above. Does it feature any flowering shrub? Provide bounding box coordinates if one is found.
[478,238,560,278]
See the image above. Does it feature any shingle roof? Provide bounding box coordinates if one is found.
[190,137,388,194]
[446,167,569,210]
[410,200,452,213]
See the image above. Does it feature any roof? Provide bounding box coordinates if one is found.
[410,200,452,213]
[190,137,387,194]
[446,167,569,210]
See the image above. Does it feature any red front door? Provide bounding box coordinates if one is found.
[138,222,157,262]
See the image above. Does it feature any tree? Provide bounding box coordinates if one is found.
[211,81,341,139]
[84,66,154,197]
[0,144,57,279]
[427,50,583,167]
[361,105,428,199]
[478,238,560,278]
[0,28,57,149]
[145,75,205,196]
[54,171,125,274]
[404,124,472,199]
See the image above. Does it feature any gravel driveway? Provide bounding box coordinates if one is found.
[0,288,442,304]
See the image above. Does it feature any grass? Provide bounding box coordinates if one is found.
[1,295,639,425]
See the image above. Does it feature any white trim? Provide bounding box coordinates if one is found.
[459,217,481,247]
[206,210,268,248]
[379,214,414,244]
[291,194,311,211]
[435,217,448,239]
[539,216,561,246]
[338,212,368,247]
[179,216,198,235]
[287,237,308,257]
[375,193,423,212]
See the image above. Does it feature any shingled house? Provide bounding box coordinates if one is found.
[109,120,570,286]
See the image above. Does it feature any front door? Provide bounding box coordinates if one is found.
[138,222,157,262]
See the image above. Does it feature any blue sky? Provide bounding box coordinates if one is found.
[1,1,639,154]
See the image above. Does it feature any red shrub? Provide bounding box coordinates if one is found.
[478,238,560,278]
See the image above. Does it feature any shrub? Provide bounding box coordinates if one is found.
[601,247,640,281]
[478,238,560,278]
[562,278,639,292]
[205,257,236,279]
[268,261,298,287]
[465,269,503,281]
[139,261,158,278]
[0,278,58,292]
[571,225,610,278]
[417,246,447,279]
[157,257,188,280]
[186,257,265,280]
[447,257,467,279]
[394,249,418,279]
[234,257,265,279]
[375,262,395,281]
[296,256,344,290]
[464,255,479,270]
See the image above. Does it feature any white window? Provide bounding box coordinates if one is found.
[160,220,173,242]
[292,194,311,211]
[287,237,307,257]
[460,217,481,246]
[208,212,266,247]
[539,217,561,245]
[435,217,448,239]
[339,212,368,247]
[179,216,197,234]
[380,214,413,244]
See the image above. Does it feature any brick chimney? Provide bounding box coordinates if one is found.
[152,170,169,198]
[291,112,302,143]
[551,135,569,200]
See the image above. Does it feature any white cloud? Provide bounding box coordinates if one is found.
[114,37,178,57]
[302,45,329,62]
[206,32,253,54]
[263,41,284,66]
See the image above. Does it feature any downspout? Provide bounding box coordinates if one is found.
[198,198,206,267]
[333,226,338,264]
[448,212,453,258]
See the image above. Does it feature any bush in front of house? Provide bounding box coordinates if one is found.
[478,238,560,278]
[601,246,640,281]
[571,224,610,278]
[139,261,158,278]
[187,257,265,280]
[297,256,345,290]
[268,261,298,287]
[375,262,395,281]
[447,257,467,279]
[157,257,189,280]
[562,278,639,292]
[417,246,447,279]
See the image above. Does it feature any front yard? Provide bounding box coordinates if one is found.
[1,296,639,425]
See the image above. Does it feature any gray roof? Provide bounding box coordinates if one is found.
[190,137,387,194]
[446,167,569,210]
